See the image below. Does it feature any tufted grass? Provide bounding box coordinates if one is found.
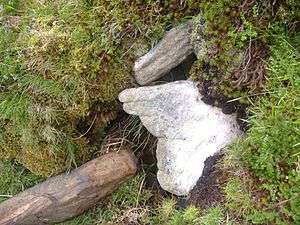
[0,160,42,203]
[0,1,299,224]
[0,0,195,176]
[222,32,300,224]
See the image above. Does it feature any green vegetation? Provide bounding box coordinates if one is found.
[0,0,192,176]
[188,1,300,221]
[223,34,300,224]
[60,173,155,225]
[189,0,299,100]
[61,174,227,225]
[150,200,226,225]
[0,0,299,225]
[0,160,42,202]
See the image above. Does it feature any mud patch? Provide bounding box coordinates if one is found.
[195,64,249,132]
[187,153,226,209]
[160,53,197,82]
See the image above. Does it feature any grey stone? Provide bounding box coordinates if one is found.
[119,80,242,196]
[134,22,194,85]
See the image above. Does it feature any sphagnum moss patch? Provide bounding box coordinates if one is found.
[0,0,196,176]
[0,1,299,225]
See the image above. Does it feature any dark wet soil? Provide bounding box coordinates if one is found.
[187,153,226,208]
[159,53,197,82]
[196,63,249,132]
[142,151,227,210]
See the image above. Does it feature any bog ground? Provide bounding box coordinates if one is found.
[0,1,299,224]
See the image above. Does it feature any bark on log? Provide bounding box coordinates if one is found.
[134,22,194,85]
[0,150,137,225]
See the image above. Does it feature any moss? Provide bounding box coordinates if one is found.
[223,176,282,224]
[148,199,227,225]
[241,36,300,223]
[221,33,300,224]
[0,0,197,176]
[189,0,299,102]
[16,145,67,177]
[0,127,20,160]
[0,160,42,203]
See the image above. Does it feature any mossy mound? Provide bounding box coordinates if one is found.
[0,0,197,176]
[0,160,42,203]
[189,0,299,101]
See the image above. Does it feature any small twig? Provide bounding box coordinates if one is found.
[73,115,97,140]
[242,39,252,72]
[227,91,277,102]
[267,193,300,210]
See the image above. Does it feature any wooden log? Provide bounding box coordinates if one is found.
[134,22,194,85]
[0,150,137,225]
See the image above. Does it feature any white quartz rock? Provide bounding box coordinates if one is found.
[119,80,242,196]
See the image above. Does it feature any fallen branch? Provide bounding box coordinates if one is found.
[0,150,137,225]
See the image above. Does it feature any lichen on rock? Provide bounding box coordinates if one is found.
[119,80,242,195]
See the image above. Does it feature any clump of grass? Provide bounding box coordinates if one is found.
[59,173,227,225]
[0,159,42,203]
[198,206,226,225]
[221,32,300,224]
[188,6,299,223]
[223,177,282,224]
[188,0,299,100]
[147,197,202,225]
[150,199,228,225]
[0,0,196,176]
[240,35,300,224]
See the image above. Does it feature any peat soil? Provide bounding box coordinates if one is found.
[196,63,249,132]
[142,151,228,210]
[187,153,226,209]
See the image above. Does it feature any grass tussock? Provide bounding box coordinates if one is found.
[189,0,299,101]
[222,33,300,224]
[0,0,195,176]
[0,1,299,225]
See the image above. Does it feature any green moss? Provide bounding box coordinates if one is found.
[222,33,300,224]
[223,177,283,224]
[149,200,229,225]
[242,36,300,223]
[199,206,226,225]
[0,160,42,202]
[189,0,299,101]
[0,0,196,176]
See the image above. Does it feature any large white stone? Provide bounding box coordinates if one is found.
[119,80,242,196]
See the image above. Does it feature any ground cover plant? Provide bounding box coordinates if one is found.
[222,33,300,224]
[0,0,194,176]
[0,0,299,224]
[60,31,299,224]
[187,0,299,224]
